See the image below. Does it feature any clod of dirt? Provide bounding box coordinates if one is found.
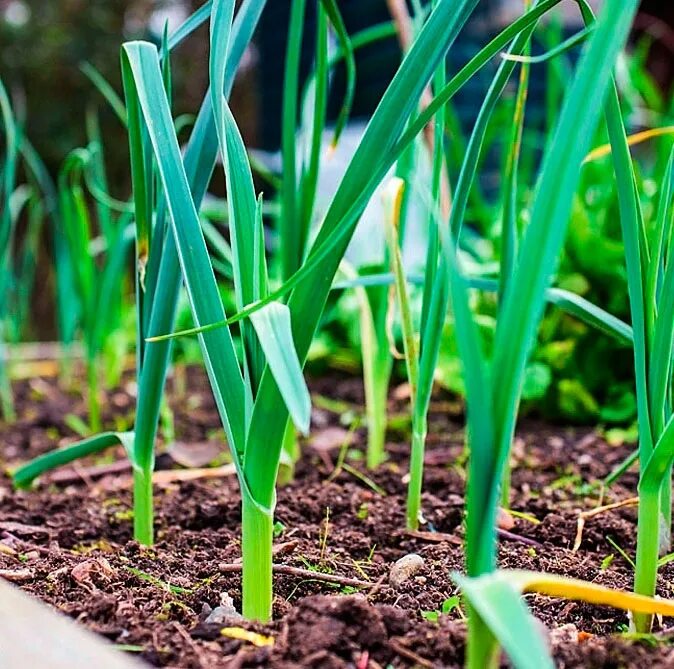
[70,557,115,590]
[547,623,580,647]
[389,553,425,588]
[283,595,388,666]
[0,568,33,582]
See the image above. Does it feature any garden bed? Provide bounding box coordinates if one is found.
[0,367,672,668]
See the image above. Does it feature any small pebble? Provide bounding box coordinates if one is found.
[204,592,242,624]
[497,508,515,530]
[389,554,425,588]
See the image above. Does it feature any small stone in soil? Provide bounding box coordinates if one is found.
[389,553,425,588]
[203,592,242,625]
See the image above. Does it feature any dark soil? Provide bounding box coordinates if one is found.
[1,367,673,668]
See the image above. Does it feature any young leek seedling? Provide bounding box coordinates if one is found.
[57,146,132,432]
[13,1,267,549]
[437,0,639,665]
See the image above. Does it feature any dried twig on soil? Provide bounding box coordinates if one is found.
[497,529,542,548]
[151,464,237,485]
[0,568,34,582]
[573,497,639,552]
[366,574,387,599]
[387,639,434,668]
[41,461,237,488]
[217,563,372,589]
[398,529,462,545]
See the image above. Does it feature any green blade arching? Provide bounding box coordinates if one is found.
[210,0,265,392]
[80,61,127,126]
[13,431,135,489]
[453,572,553,669]
[469,277,633,345]
[647,145,674,436]
[490,0,640,531]
[449,3,538,240]
[279,0,308,280]
[499,14,532,300]
[245,0,482,509]
[167,1,212,51]
[121,41,248,458]
[249,302,311,435]
[320,0,355,148]
[297,3,328,242]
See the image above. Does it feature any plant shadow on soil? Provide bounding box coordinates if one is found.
[1,367,674,668]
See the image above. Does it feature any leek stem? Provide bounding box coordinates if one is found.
[466,606,500,669]
[366,365,390,469]
[0,334,15,422]
[633,488,661,632]
[406,420,427,530]
[501,458,511,508]
[133,466,154,545]
[87,356,101,433]
[241,490,273,621]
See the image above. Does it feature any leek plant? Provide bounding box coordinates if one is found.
[57,143,132,432]
[623,140,674,632]
[430,0,640,666]
[598,45,674,637]
[13,0,269,550]
[556,0,674,635]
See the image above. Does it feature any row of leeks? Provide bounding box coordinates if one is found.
[12,1,674,667]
